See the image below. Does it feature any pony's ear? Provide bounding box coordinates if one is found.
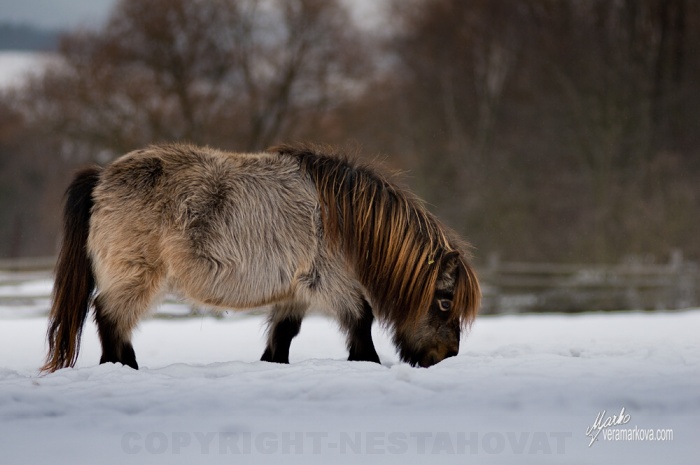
[440,250,461,275]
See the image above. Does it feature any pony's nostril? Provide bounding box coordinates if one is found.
[418,352,439,368]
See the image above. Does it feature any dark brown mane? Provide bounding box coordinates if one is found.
[270,144,480,330]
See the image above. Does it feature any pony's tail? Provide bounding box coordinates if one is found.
[41,167,101,373]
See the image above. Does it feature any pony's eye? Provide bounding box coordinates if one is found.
[438,299,452,312]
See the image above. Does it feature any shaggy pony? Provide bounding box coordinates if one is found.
[42,143,480,372]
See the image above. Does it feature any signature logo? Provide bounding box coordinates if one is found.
[585,408,631,447]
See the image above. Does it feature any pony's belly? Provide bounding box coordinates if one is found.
[165,258,301,310]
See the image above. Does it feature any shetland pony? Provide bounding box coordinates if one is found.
[41,144,480,372]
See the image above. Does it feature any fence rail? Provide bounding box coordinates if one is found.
[479,252,699,314]
[1,255,699,314]
[0,256,55,273]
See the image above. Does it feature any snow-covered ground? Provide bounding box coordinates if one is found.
[0,276,698,465]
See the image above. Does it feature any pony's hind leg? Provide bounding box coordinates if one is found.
[261,301,308,364]
[93,269,163,369]
[95,295,137,369]
[343,298,380,363]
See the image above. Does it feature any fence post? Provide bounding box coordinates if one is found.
[670,250,697,309]
[483,253,501,314]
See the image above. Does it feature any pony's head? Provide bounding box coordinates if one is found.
[392,250,479,367]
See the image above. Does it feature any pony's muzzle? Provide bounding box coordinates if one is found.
[418,345,459,367]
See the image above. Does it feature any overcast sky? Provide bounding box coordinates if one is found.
[0,0,116,30]
[0,0,384,32]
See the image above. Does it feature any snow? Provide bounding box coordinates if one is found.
[0,51,54,89]
[1,297,698,464]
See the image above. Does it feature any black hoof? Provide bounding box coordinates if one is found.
[261,347,290,364]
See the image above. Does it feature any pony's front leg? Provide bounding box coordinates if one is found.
[344,298,380,364]
[261,301,308,364]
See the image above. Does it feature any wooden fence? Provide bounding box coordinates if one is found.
[1,254,699,314]
[0,256,56,273]
[478,252,700,314]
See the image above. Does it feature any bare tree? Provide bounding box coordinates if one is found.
[381,0,530,249]
[343,0,700,262]
[3,0,368,257]
[5,0,700,263]
[0,96,68,257]
[16,0,365,162]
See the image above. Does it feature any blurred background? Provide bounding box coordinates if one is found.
[1,0,698,313]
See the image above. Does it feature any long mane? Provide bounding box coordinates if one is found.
[270,144,480,329]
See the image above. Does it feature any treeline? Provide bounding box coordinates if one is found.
[1,0,698,264]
